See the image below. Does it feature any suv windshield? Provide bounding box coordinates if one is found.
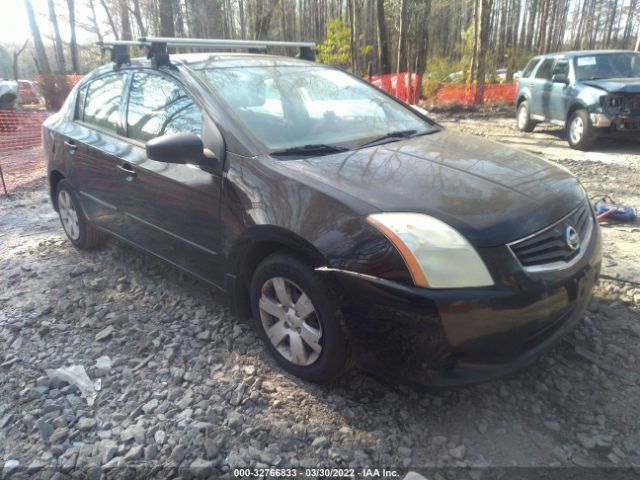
[574,52,640,81]
[196,63,437,152]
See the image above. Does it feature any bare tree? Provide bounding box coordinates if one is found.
[48,0,66,72]
[159,0,176,37]
[67,0,80,72]
[99,0,119,39]
[396,0,408,73]
[23,0,51,74]
[13,40,29,80]
[376,0,390,73]
[120,0,134,40]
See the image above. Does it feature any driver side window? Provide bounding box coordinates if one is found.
[126,72,202,144]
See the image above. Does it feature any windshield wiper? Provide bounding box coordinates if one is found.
[359,129,428,148]
[269,144,349,156]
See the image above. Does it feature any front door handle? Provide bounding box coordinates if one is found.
[117,163,136,178]
[64,140,77,154]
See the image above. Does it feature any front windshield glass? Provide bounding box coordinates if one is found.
[197,64,437,151]
[574,52,640,81]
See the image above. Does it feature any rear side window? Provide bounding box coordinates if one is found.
[126,72,202,143]
[82,74,125,134]
[521,58,540,78]
[534,59,555,80]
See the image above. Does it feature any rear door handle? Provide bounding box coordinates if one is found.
[64,140,77,153]
[117,163,136,178]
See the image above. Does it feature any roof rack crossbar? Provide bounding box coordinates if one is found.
[98,37,317,69]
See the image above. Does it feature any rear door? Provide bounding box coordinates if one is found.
[117,70,225,286]
[529,58,555,119]
[67,73,129,234]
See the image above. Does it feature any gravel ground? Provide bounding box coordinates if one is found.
[1,115,640,479]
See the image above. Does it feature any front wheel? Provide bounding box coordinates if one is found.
[250,252,348,383]
[567,109,596,150]
[56,180,108,249]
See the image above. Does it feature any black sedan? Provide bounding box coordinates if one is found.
[43,43,602,386]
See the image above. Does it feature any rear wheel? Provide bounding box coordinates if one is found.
[567,109,596,150]
[516,101,536,132]
[56,180,108,249]
[250,252,348,383]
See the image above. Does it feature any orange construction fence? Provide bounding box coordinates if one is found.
[433,83,517,105]
[369,73,422,104]
[0,110,50,194]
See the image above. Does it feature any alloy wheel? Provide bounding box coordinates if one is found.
[58,190,80,240]
[570,116,584,144]
[258,276,323,366]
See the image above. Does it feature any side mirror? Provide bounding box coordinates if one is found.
[146,133,213,165]
[551,73,569,84]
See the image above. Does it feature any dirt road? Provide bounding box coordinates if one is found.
[1,116,639,478]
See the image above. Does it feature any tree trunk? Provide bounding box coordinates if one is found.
[88,0,104,43]
[120,0,134,40]
[636,26,640,51]
[23,0,51,74]
[48,0,66,73]
[396,0,408,73]
[13,40,29,80]
[99,0,119,39]
[131,0,147,37]
[375,0,390,74]
[159,0,176,37]
[475,0,492,104]
[67,0,80,73]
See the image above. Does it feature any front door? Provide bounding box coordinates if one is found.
[548,59,572,122]
[117,71,225,287]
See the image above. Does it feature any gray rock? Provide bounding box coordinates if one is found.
[190,458,215,478]
[476,419,488,434]
[171,445,186,463]
[204,438,219,459]
[544,421,561,432]
[77,417,96,431]
[154,430,166,445]
[36,419,54,442]
[226,411,243,429]
[26,459,46,473]
[3,460,20,480]
[100,440,118,465]
[123,445,143,462]
[49,427,69,444]
[142,399,158,414]
[398,446,412,458]
[144,444,159,461]
[70,264,93,277]
[577,433,596,450]
[95,326,115,342]
[312,436,330,449]
[120,424,145,444]
[86,465,102,480]
[225,451,244,468]
[449,445,466,459]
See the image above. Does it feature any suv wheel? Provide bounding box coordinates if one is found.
[567,109,596,150]
[56,180,108,249]
[250,252,348,383]
[516,101,536,132]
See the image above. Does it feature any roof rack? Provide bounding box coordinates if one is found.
[97,37,317,69]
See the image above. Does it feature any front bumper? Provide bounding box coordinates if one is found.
[591,112,640,133]
[324,220,602,387]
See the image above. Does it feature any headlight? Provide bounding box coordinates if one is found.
[367,213,494,289]
[608,96,623,108]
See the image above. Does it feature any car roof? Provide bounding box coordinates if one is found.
[538,50,637,59]
[87,52,323,78]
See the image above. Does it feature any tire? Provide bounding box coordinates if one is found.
[55,179,108,249]
[516,100,536,132]
[567,109,596,150]
[250,252,348,383]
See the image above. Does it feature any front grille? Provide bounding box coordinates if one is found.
[624,94,640,115]
[509,202,593,269]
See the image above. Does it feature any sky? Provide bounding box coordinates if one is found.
[0,0,94,45]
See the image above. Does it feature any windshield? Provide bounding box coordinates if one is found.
[574,52,640,81]
[196,64,437,151]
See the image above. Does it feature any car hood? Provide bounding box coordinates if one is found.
[274,129,585,247]
[581,78,640,93]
